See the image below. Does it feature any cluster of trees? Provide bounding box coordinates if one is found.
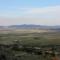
[0,40,59,60]
[0,43,59,60]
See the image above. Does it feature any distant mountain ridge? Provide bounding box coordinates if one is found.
[0,24,60,30]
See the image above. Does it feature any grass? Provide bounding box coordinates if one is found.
[0,30,59,45]
[0,29,60,60]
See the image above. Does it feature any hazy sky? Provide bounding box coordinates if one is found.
[0,0,59,26]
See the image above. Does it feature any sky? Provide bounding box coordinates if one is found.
[0,0,59,26]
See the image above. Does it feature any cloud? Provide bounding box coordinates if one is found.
[22,5,59,17]
[0,5,59,26]
[0,5,59,17]
[0,5,59,18]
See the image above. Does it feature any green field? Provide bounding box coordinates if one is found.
[0,30,60,45]
[0,30,60,60]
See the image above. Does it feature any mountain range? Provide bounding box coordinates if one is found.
[0,24,60,30]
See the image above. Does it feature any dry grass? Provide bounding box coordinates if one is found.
[4,29,55,33]
[0,29,56,34]
[51,56,60,60]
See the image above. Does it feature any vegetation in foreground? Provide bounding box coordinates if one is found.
[0,32,60,60]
